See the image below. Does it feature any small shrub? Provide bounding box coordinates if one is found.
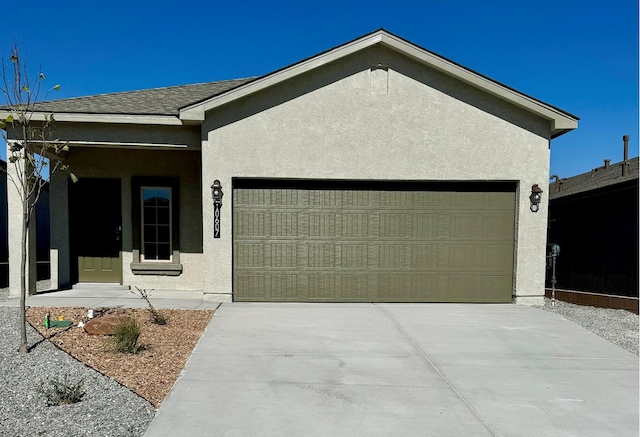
[37,375,85,406]
[131,286,168,325]
[112,318,143,354]
[151,311,167,325]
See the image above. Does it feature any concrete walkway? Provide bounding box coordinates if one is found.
[145,303,638,437]
[0,283,220,310]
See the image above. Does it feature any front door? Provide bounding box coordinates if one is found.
[70,178,122,283]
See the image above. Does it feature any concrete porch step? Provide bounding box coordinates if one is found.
[72,283,131,291]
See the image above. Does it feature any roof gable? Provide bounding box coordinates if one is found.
[179,29,578,138]
[0,29,578,136]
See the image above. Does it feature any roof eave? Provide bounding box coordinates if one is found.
[550,118,579,139]
[0,109,183,126]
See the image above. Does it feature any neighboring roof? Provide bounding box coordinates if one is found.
[549,157,639,200]
[19,78,256,116]
[0,29,579,136]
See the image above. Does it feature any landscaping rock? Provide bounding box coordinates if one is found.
[84,315,131,335]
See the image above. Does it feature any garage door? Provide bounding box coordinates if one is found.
[233,180,515,302]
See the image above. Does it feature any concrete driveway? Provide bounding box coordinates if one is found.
[145,303,639,437]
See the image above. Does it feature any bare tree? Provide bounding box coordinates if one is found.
[0,44,75,353]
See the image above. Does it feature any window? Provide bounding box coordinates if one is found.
[142,187,172,261]
[131,177,182,276]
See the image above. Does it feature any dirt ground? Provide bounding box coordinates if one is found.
[26,306,213,407]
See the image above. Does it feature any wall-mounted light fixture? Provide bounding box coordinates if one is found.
[211,179,224,206]
[211,180,223,238]
[529,184,543,212]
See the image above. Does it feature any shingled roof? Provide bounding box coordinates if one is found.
[549,157,639,200]
[24,77,256,116]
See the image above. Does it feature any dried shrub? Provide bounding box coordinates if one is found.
[131,287,168,325]
[37,375,85,406]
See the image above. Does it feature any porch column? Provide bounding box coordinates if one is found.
[49,171,71,289]
[6,142,36,297]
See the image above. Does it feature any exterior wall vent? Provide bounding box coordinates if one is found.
[370,64,388,95]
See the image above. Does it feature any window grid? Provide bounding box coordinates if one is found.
[141,186,172,261]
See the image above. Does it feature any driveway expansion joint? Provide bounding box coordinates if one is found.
[373,303,498,437]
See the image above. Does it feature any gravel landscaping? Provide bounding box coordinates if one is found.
[0,306,155,437]
[0,291,637,436]
[536,297,639,356]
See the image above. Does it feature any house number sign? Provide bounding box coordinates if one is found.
[214,203,221,239]
[211,179,224,239]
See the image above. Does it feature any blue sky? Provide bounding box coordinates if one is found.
[1,0,638,178]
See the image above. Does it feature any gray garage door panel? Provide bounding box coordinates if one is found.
[233,184,515,302]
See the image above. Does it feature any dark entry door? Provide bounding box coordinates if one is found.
[70,178,122,283]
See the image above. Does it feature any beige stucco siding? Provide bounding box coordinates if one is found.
[202,46,551,303]
[55,148,203,291]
